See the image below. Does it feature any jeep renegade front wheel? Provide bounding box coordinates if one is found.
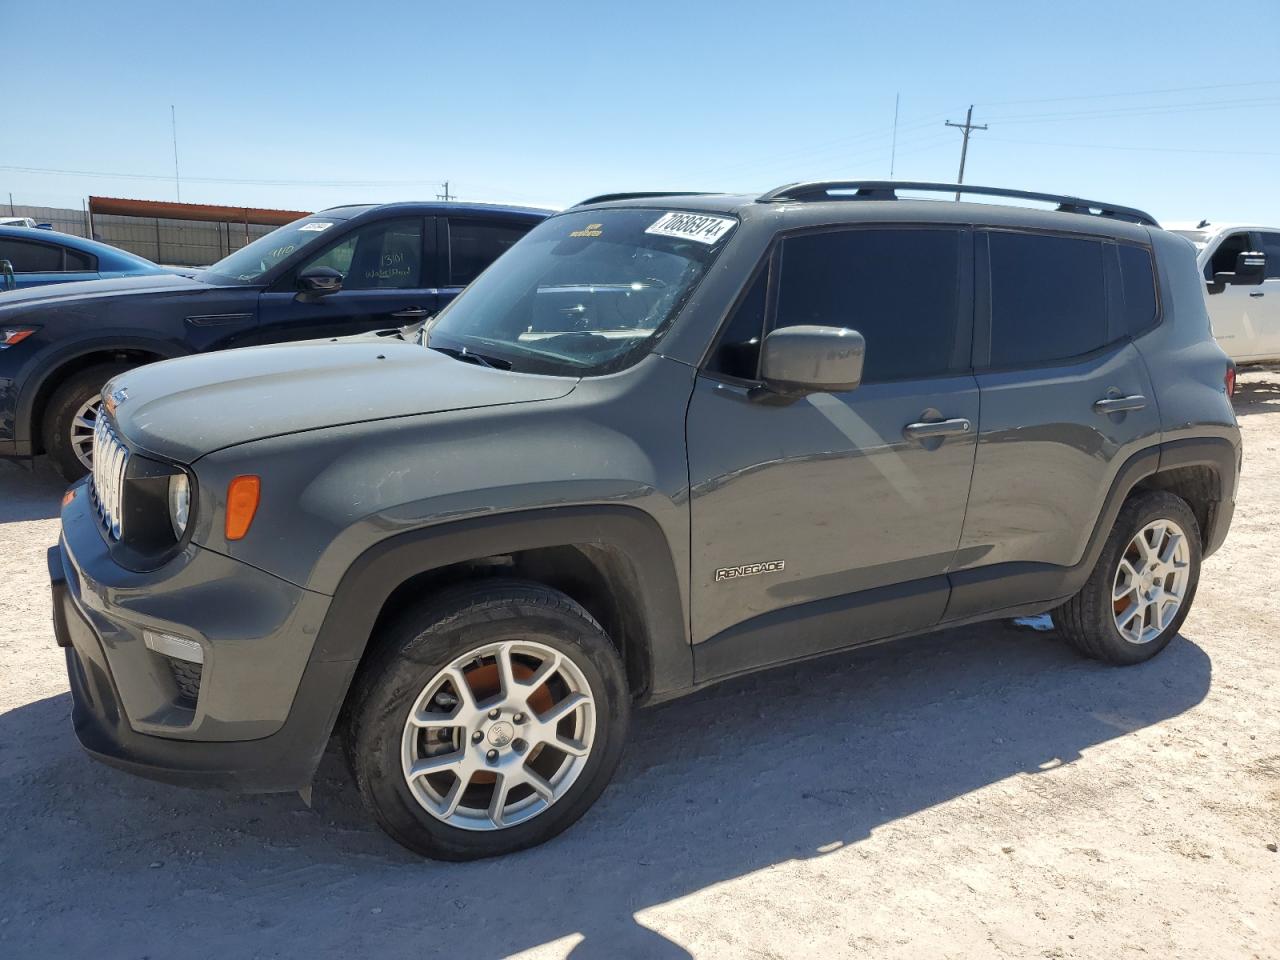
[346,581,629,860]
[1057,491,1201,665]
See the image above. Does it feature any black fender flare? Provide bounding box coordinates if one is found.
[946,435,1239,619]
[15,336,190,446]
[309,504,693,703]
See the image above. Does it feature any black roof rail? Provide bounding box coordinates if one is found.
[573,191,716,208]
[756,180,1159,227]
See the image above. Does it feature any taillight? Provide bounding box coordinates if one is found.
[1225,364,1236,397]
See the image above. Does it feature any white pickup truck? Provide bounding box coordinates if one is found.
[1167,221,1280,364]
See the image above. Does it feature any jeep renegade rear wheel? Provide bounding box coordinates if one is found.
[1057,491,1201,665]
[345,580,629,860]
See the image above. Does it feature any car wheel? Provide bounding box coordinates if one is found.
[42,363,133,482]
[1056,491,1201,665]
[345,580,630,860]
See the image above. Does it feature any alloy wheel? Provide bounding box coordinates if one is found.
[400,639,596,831]
[1112,518,1191,644]
[69,398,101,470]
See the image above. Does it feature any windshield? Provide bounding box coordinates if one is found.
[196,216,345,284]
[426,208,737,376]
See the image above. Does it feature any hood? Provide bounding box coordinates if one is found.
[110,339,578,463]
[0,272,206,308]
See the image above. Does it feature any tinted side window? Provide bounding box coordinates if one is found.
[774,228,963,382]
[988,232,1107,367]
[1258,232,1280,280]
[0,239,63,272]
[300,218,423,290]
[1117,244,1158,336]
[64,248,95,271]
[449,221,529,286]
[707,266,768,379]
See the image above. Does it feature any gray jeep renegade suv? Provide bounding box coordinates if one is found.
[50,181,1243,859]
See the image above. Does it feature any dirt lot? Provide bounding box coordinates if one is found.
[1,373,1278,960]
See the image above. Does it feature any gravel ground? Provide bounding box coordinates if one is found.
[1,372,1278,960]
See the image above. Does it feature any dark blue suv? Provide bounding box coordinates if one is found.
[0,201,549,478]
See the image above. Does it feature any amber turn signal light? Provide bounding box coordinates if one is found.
[225,475,261,540]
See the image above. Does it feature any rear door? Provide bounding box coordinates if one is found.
[687,226,978,680]
[947,229,1161,619]
[1251,230,1280,357]
[437,217,536,308]
[254,216,438,344]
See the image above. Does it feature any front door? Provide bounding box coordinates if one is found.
[1203,229,1269,361]
[688,226,978,681]
[254,216,438,344]
[947,230,1162,618]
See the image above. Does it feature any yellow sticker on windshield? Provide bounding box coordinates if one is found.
[570,223,604,238]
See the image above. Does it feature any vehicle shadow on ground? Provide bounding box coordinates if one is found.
[1233,368,1280,417]
[0,622,1211,959]
[0,458,66,522]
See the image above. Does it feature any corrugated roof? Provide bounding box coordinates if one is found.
[88,196,309,226]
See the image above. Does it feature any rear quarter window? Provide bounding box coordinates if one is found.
[1117,243,1158,336]
[64,248,96,271]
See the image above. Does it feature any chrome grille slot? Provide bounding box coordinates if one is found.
[91,415,129,540]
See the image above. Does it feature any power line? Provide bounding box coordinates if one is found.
[985,96,1280,125]
[983,135,1280,157]
[945,106,987,199]
[977,79,1280,107]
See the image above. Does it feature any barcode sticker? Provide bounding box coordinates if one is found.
[645,212,736,245]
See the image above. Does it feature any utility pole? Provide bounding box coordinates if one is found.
[436,181,454,201]
[889,93,900,179]
[170,105,182,202]
[945,105,987,200]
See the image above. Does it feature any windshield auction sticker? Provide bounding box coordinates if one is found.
[645,212,736,245]
[299,221,334,232]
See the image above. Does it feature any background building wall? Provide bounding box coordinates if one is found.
[6,203,281,267]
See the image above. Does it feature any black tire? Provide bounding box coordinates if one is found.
[1056,491,1202,665]
[42,362,134,482]
[345,579,630,860]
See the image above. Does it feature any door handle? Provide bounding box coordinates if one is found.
[1093,394,1147,414]
[903,418,971,442]
[391,306,431,319]
[1249,291,1265,298]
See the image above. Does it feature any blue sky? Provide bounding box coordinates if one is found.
[7,0,1280,225]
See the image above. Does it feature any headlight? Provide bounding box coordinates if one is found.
[168,473,190,538]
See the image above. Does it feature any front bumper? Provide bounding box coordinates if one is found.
[52,480,356,792]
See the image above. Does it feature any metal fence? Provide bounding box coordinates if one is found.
[5,202,280,267]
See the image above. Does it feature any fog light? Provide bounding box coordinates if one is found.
[143,629,203,664]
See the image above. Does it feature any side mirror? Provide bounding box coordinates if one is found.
[1209,250,1266,293]
[296,265,344,298]
[759,325,865,395]
[0,259,14,293]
